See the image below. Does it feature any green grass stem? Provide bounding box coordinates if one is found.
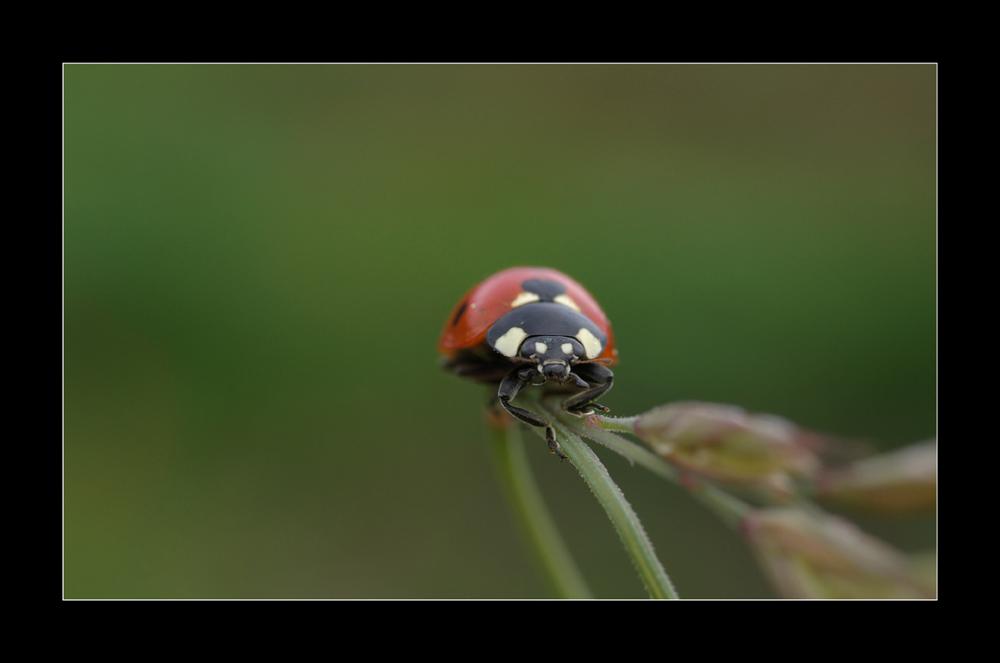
[489,419,593,599]
[534,399,679,599]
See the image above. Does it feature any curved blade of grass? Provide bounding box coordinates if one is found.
[489,419,593,599]
[535,400,679,599]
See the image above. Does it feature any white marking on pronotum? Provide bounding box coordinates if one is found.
[534,342,548,355]
[494,327,528,357]
[561,342,573,355]
[554,294,581,311]
[576,328,603,359]
[511,292,541,308]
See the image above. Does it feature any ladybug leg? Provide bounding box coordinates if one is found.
[498,368,567,459]
[562,363,614,415]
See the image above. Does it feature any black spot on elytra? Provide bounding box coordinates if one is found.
[451,301,468,326]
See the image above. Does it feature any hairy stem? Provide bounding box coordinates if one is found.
[534,399,679,599]
[489,418,593,599]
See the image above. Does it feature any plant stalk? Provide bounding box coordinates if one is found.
[489,417,593,599]
[535,400,679,599]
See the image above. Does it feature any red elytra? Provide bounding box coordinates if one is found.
[438,266,617,364]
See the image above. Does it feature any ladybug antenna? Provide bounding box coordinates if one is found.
[576,357,613,365]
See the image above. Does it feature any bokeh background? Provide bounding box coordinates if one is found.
[65,64,936,598]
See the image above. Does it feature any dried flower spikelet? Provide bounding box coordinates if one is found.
[742,508,934,599]
[632,402,820,483]
[817,440,937,514]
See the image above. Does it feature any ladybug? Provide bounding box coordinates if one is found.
[439,267,618,459]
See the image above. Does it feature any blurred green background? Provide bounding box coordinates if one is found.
[65,64,936,598]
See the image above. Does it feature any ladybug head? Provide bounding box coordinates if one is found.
[518,336,586,383]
